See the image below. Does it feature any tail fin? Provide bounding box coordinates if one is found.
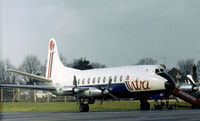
[46,39,79,79]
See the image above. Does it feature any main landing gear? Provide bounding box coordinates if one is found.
[140,99,150,110]
[78,98,95,112]
[79,103,89,112]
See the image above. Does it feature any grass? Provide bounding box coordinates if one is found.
[0,100,192,113]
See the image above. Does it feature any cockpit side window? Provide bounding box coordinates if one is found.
[155,69,160,74]
[155,68,165,74]
[160,69,164,73]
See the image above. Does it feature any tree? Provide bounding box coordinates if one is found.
[40,62,46,78]
[67,57,106,70]
[70,58,93,70]
[192,64,197,82]
[196,61,200,80]
[0,59,17,84]
[0,59,17,101]
[90,62,106,69]
[136,57,157,65]
[19,55,43,85]
[178,59,194,76]
[59,53,68,67]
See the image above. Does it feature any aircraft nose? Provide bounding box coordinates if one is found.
[165,79,175,91]
[157,73,175,91]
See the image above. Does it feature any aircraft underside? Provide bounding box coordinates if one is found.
[78,83,165,99]
[71,83,166,112]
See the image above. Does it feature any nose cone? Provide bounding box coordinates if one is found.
[157,73,175,91]
[165,80,175,91]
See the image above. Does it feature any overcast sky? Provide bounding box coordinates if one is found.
[1,0,200,68]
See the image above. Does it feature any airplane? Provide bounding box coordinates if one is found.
[178,75,199,93]
[0,39,176,112]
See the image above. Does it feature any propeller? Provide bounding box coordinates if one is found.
[94,79,118,105]
[187,75,199,92]
[73,76,80,104]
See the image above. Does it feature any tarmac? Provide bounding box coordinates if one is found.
[1,109,200,121]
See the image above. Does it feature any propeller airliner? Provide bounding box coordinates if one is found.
[0,39,176,112]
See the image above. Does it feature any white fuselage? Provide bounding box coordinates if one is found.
[52,65,167,93]
[45,39,169,98]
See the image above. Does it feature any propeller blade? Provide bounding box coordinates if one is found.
[188,78,195,86]
[187,77,199,92]
[73,76,77,88]
[94,85,103,91]
[108,93,118,100]
[106,79,112,90]
[94,78,117,104]
[187,75,196,87]
[75,94,80,104]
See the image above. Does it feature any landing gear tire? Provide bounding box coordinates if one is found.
[167,106,173,110]
[79,104,89,112]
[153,104,163,110]
[140,101,150,110]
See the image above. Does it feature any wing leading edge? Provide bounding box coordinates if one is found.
[0,69,54,91]
[7,69,52,83]
[0,84,56,91]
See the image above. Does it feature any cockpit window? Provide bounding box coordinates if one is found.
[155,69,160,74]
[160,69,164,73]
[155,68,165,74]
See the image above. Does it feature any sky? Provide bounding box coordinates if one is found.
[1,0,200,68]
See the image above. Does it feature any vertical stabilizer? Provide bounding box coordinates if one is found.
[46,39,79,80]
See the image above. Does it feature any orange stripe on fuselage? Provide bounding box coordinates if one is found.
[48,53,52,78]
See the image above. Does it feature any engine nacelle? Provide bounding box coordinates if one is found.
[179,83,199,92]
[77,87,102,98]
[51,87,74,96]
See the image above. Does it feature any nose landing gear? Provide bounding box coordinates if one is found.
[140,99,150,110]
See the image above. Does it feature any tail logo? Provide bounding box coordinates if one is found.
[50,40,54,51]
[47,40,55,78]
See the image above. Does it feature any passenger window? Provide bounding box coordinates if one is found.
[160,69,164,73]
[126,75,130,80]
[78,79,80,85]
[120,75,123,82]
[114,76,117,83]
[93,78,96,84]
[98,77,100,83]
[82,78,85,85]
[103,77,106,83]
[87,78,90,84]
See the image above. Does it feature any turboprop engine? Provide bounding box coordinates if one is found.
[52,86,94,96]
[52,87,74,96]
[77,87,102,98]
[73,76,118,105]
[179,83,199,93]
[178,75,199,93]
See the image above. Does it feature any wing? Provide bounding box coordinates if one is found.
[0,84,55,91]
[7,69,52,83]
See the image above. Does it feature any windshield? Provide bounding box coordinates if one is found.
[155,68,165,74]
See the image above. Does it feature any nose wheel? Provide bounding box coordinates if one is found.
[140,100,150,110]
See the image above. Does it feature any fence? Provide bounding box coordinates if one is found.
[0,87,74,103]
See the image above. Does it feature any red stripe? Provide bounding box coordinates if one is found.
[48,53,52,78]
[127,81,134,90]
